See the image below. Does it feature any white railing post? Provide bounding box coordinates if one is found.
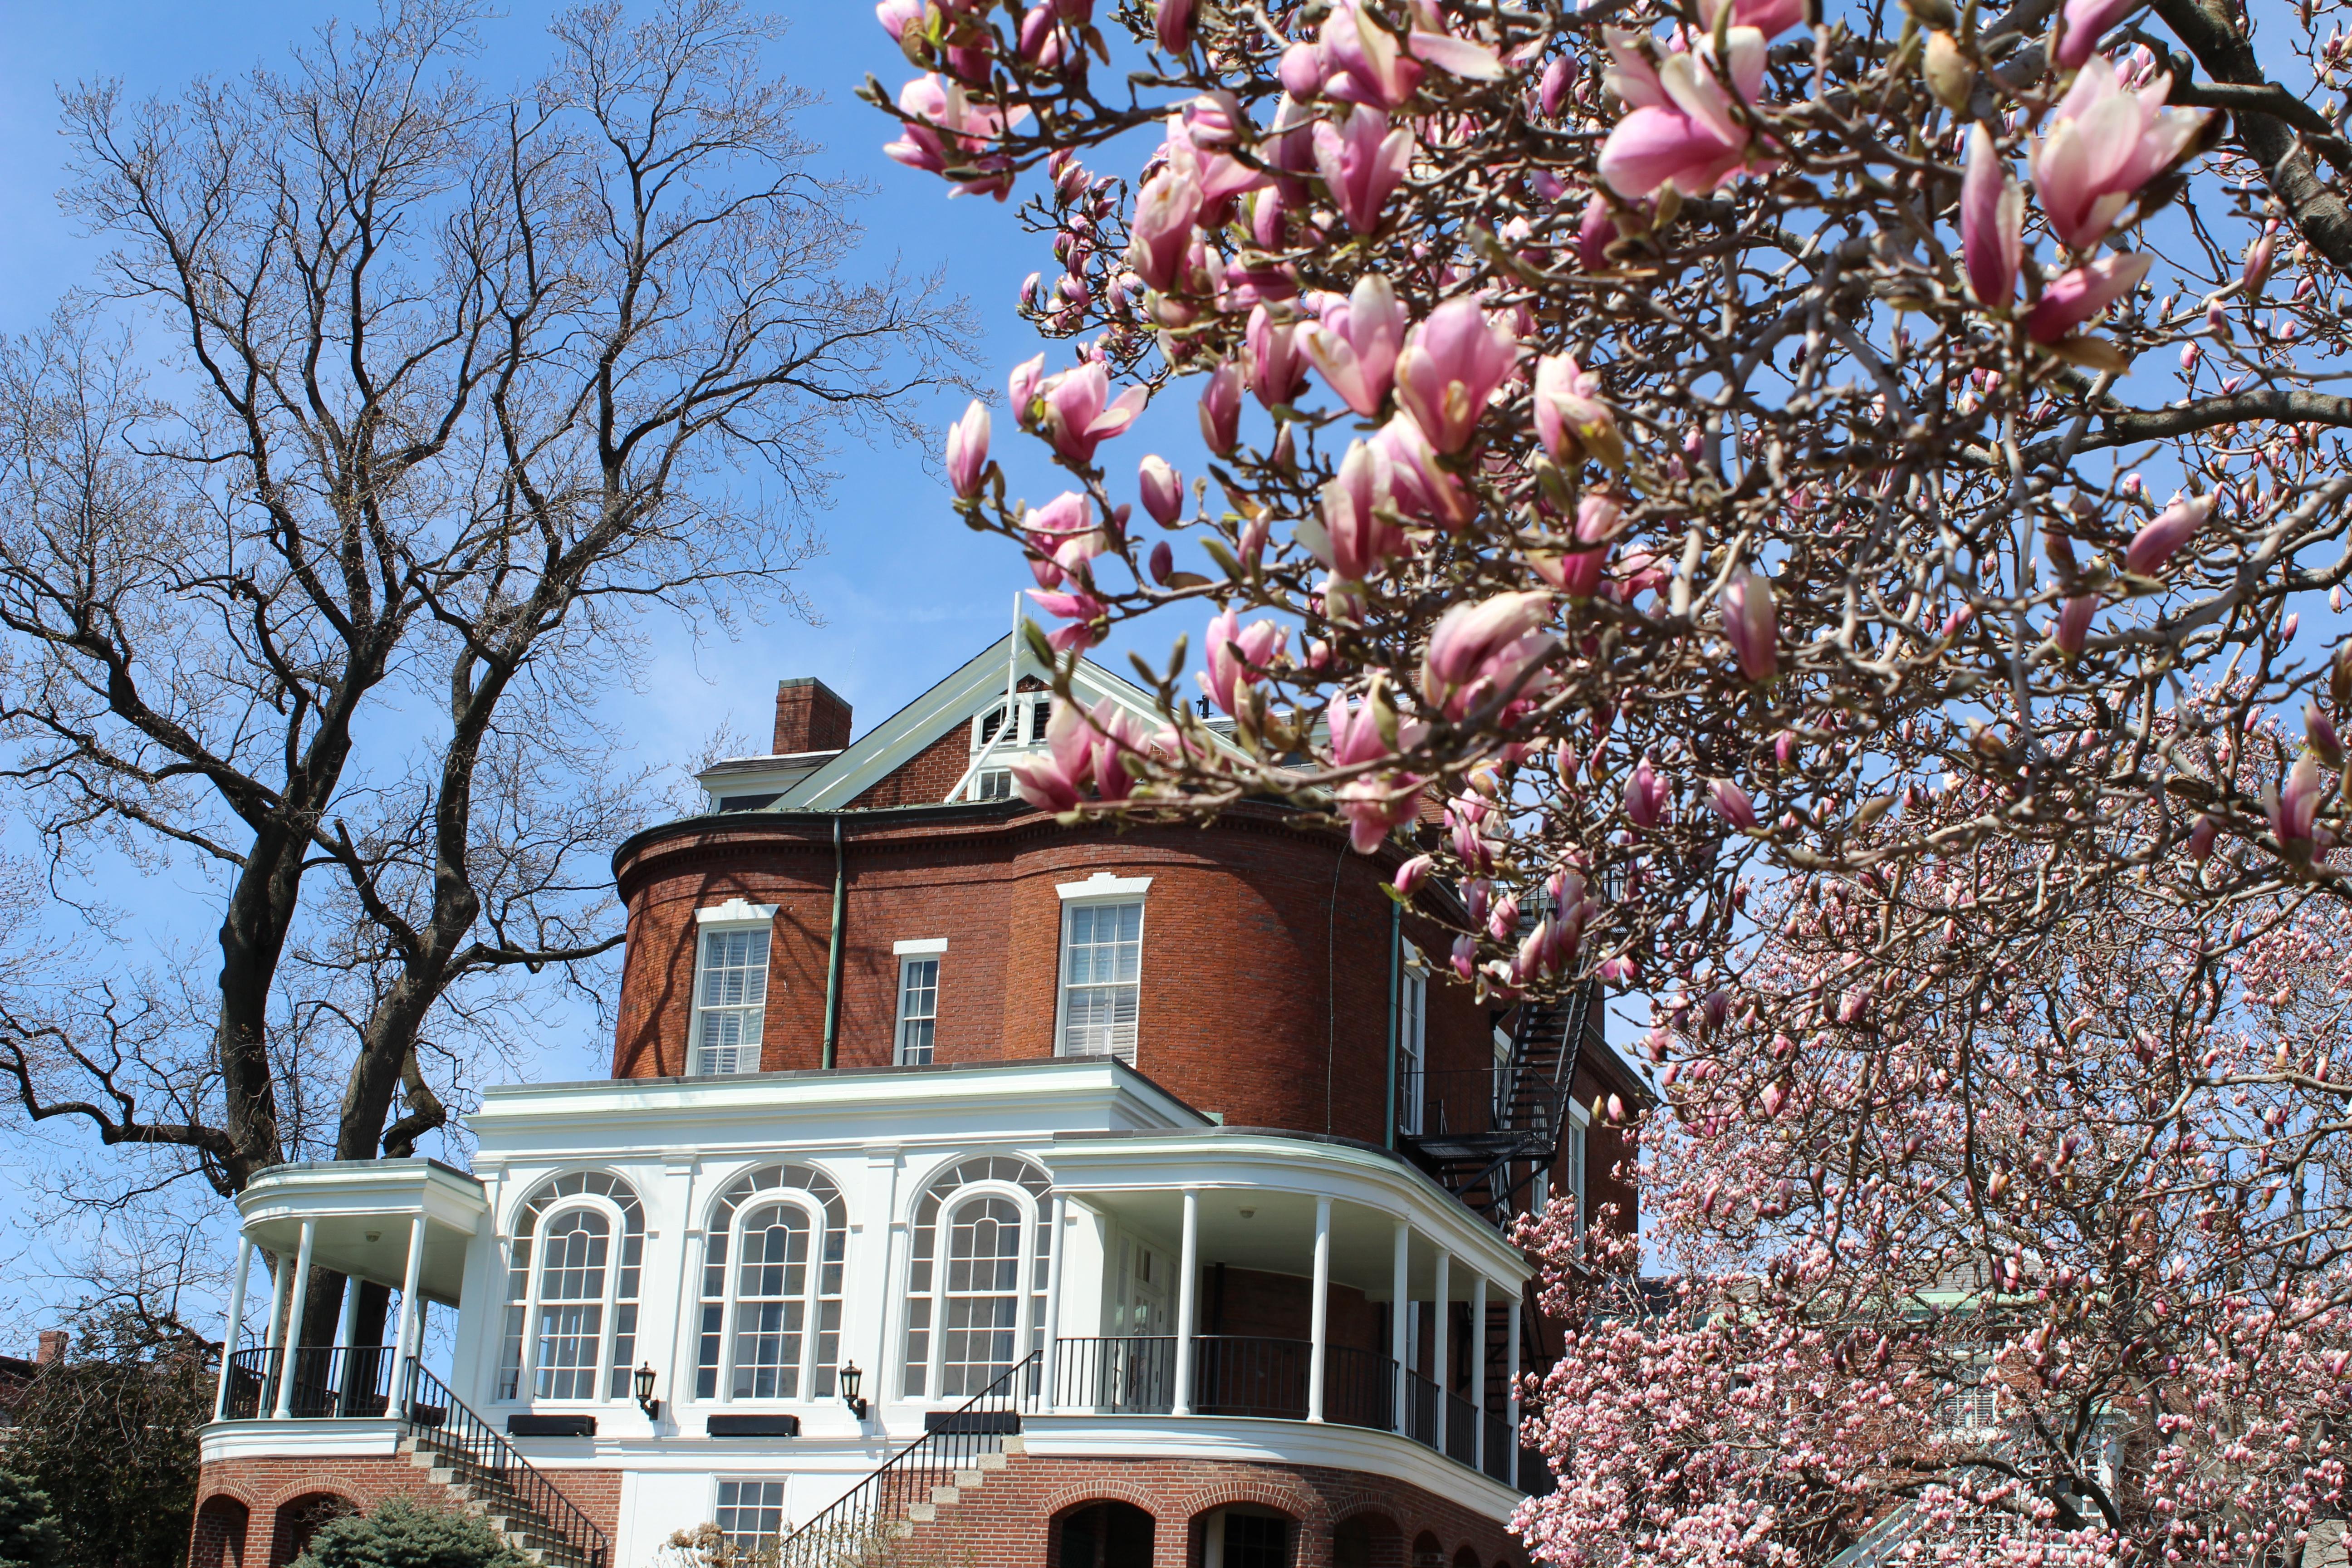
[1471,1274,1487,1472]
[1171,1190,1199,1416]
[1433,1250,1451,1456]
[273,1219,317,1419]
[392,1214,428,1416]
[1390,1218,1410,1435]
[1041,1193,1068,1411]
[214,1235,255,1421]
[1307,1196,1332,1423]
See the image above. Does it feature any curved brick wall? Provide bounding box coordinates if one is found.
[608,803,1497,1146]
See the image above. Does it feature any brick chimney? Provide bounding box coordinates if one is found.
[35,1330,65,1366]
[772,677,852,756]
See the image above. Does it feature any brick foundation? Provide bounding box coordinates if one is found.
[891,1448,1529,1568]
[187,1452,621,1568]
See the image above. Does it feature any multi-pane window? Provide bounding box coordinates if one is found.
[1058,901,1143,1061]
[693,925,770,1076]
[897,958,940,1065]
[496,1171,645,1401]
[901,1156,1052,1399]
[695,1165,847,1403]
[1397,956,1428,1136]
[715,1480,787,1553]
[974,769,1013,800]
[1209,1510,1295,1568]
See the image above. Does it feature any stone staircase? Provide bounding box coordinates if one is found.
[392,1361,610,1568]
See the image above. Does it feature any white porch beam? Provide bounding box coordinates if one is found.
[1042,1192,1068,1412]
[1471,1274,1487,1471]
[1507,1291,1524,1490]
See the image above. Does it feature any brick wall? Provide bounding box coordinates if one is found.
[188,1453,622,1568]
[892,1449,1529,1568]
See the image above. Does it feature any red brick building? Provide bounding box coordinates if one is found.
[190,637,1646,1568]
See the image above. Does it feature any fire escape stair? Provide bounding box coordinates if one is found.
[1402,979,1597,1221]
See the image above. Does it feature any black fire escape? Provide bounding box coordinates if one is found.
[1399,976,1603,1225]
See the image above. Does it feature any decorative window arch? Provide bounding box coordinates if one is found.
[496,1171,645,1401]
[900,1155,1052,1399]
[693,1164,849,1402]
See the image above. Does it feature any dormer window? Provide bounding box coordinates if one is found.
[691,901,777,1076]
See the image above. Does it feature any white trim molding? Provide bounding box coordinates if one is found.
[892,937,949,956]
[1056,872,1153,901]
[697,899,780,925]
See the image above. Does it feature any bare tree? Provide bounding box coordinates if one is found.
[0,0,974,1337]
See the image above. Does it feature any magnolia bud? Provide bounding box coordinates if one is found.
[1924,31,1974,110]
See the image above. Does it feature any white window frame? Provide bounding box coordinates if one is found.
[1564,1098,1591,1235]
[1397,946,1428,1137]
[893,938,946,1066]
[514,1193,632,1404]
[710,1191,838,1404]
[713,1477,789,1554]
[921,1181,1039,1401]
[1054,876,1152,1063]
[690,902,778,1077]
[1491,1024,1514,1124]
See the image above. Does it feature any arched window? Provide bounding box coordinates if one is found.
[693,1164,848,1401]
[496,1171,645,1401]
[900,1155,1051,1399]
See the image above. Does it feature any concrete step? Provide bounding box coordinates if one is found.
[1003,1434,1027,1456]
[906,1503,938,1524]
[953,1468,984,1489]
[930,1485,961,1506]
[975,1452,1008,1471]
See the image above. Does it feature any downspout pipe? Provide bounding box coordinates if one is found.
[823,814,847,1068]
[1384,898,1401,1150]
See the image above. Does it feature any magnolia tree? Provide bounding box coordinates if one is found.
[865,0,2352,1560]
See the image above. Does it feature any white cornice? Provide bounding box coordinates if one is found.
[696,898,779,924]
[1055,872,1153,900]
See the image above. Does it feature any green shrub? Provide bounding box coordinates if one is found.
[0,1470,63,1568]
[289,1498,530,1568]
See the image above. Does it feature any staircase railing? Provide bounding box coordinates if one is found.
[397,1359,611,1568]
[777,1349,1042,1568]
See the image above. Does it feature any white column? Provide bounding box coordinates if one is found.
[1507,1291,1524,1490]
[391,1214,429,1415]
[1307,1196,1332,1423]
[333,1276,360,1348]
[1171,1190,1199,1416]
[273,1219,317,1419]
[1389,1218,1410,1435]
[1471,1275,1487,1471]
[1042,1193,1069,1412]
[1014,1186,1042,1379]
[213,1235,255,1421]
[1433,1250,1451,1455]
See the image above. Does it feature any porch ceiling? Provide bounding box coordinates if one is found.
[236,1158,487,1304]
[1073,1188,1507,1301]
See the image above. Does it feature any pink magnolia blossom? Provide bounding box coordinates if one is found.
[945,400,989,499]
[1962,122,2023,310]
[1625,755,1671,827]
[1698,0,1807,39]
[1374,412,1474,529]
[1198,361,1244,455]
[1597,28,1777,201]
[1026,587,1108,651]
[1298,438,1409,583]
[1328,691,1425,852]
[876,0,924,43]
[2025,250,2153,343]
[1087,697,1151,803]
[1154,0,1193,53]
[1138,455,1185,528]
[1128,168,1205,290]
[2029,56,2210,250]
[1313,108,1413,235]
[2309,701,2345,768]
[1316,0,1504,110]
[1394,854,1433,897]
[1576,194,1618,272]
[1720,565,1779,684]
[1011,699,1098,810]
[1298,274,1407,416]
[1707,777,1759,830]
[1421,590,1557,719]
[2057,0,2142,69]
[1024,492,1105,588]
[2056,592,2097,657]
[1392,297,1520,453]
[2268,752,2325,854]
[2189,812,2219,860]
[1245,305,1311,409]
[1532,493,1627,599]
[1532,353,1625,470]
[1200,609,1287,716]
[884,75,1031,199]
[1008,353,1045,417]
[2124,491,2211,576]
[1037,362,1148,465]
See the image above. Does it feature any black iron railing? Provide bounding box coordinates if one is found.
[1054,1335,1176,1412]
[220,1344,394,1419]
[398,1360,610,1568]
[1195,1336,1309,1420]
[777,1349,1041,1568]
[1322,1343,1397,1431]
[1446,1391,1480,1465]
[1483,1414,1513,1484]
[1404,1370,1440,1447]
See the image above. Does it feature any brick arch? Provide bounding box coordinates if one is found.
[189,1493,250,1568]
[1049,1496,1159,1568]
[1332,1509,1406,1568]
[1185,1480,1332,1568]
[267,1491,356,1568]
[1040,1479,1167,1519]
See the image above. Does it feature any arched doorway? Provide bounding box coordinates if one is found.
[1333,1512,1405,1568]
[1058,1500,1156,1568]
[268,1493,354,1568]
[1410,1531,1448,1568]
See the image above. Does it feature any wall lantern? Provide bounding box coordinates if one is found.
[634,1362,661,1420]
[840,1361,867,1421]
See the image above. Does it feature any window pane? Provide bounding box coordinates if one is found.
[731,1205,811,1399]
[941,1196,1023,1396]
[897,958,939,1066]
[1060,900,1143,1061]
[695,926,769,1075]
[534,1211,608,1400]
[715,1480,788,1552]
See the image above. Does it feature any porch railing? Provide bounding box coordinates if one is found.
[221,1343,395,1419]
